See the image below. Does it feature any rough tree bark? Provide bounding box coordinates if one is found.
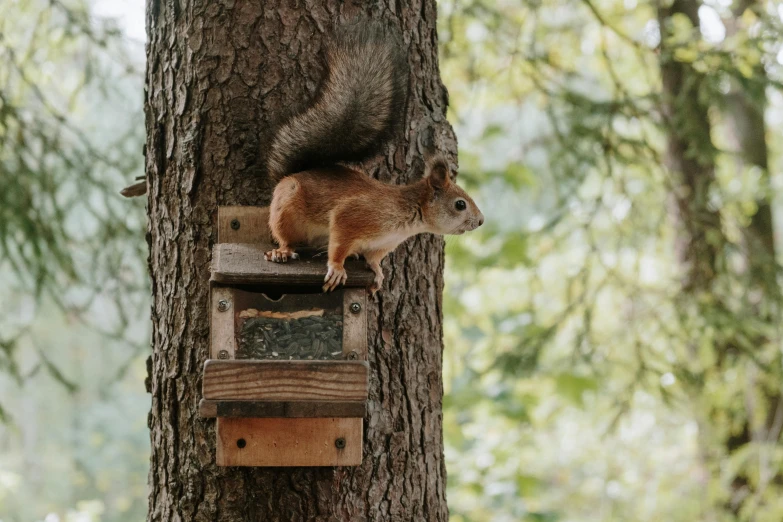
[144,1,453,520]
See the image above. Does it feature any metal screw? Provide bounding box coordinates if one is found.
[217,299,230,312]
[237,438,247,449]
[350,302,361,314]
[347,351,359,360]
[335,437,346,449]
[230,218,240,230]
[218,350,230,360]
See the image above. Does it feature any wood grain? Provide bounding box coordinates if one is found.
[216,417,363,467]
[232,287,342,317]
[210,286,236,359]
[202,360,369,401]
[342,288,368,359]
[211,243,375,287]
[199,399,366,418]
[217,206,273,244]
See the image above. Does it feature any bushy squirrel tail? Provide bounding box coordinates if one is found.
[267,20,409,181]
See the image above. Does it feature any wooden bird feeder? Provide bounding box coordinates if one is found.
[201,206,374,467]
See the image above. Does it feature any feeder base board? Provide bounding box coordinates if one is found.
[216,417,363,467]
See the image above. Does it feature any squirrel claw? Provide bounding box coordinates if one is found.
[265,248,298,263]
[323,265,348,292]
[370,274,384,295]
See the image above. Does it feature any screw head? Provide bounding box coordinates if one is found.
[335,437,346,449]
[347,351,359,360]
[349,302,361,314]
[217,299,230,312]
[218,350,230,360]
[230,218,240,230]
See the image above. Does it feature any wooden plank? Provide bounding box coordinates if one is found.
[216,417,363,467]
[199,399,366,418]
[211,243,375,287]
[232,287,343,315]
[202,360,369,401]
[217,206,273,244]
[210,286,236,359]
[342,288,368,359]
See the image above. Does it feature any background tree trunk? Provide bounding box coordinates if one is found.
[658,0,724,293]
[144,1,454,520]
[724,0,778,300]
[659,0,781,517]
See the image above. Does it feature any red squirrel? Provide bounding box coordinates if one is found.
[264,21,484,293]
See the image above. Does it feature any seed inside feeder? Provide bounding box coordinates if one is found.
[236,313,344,360]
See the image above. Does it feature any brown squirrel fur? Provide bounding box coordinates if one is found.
[264,20,483,293]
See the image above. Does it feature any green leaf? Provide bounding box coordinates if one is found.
[481,123,505,139]
[495,234,530,267]
[669,13,695,44]
[503,162,535,189]
[517,474,542,496]
[525,512,560,522]
[554,373,598,407]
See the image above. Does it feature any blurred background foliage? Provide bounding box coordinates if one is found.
[1,0,783,521]
[0,0,148,520]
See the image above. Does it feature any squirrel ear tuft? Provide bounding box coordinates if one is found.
[425,155,451,189]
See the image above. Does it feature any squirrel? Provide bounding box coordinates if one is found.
[264,20,484,294]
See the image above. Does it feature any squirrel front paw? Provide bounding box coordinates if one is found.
[323,264,347,292]
[264,248,299,263]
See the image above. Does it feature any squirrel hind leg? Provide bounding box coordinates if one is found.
[267,178,309,264]
[363,250,387,295]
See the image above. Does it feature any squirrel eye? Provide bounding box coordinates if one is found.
[455,200,467,211]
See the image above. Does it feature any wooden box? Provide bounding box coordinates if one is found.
[202,207,373,467]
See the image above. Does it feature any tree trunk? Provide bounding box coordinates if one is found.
[658,0,724,294]
[144,2,453,521]
[724,0,778,300]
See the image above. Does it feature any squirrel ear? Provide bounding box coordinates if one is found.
[425,156,451,189]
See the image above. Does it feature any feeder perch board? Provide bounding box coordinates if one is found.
[201,206,373,467]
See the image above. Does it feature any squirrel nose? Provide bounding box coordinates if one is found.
[478,214,484,227]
